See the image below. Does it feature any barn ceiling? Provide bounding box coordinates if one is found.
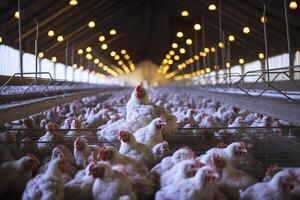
[0,0,299,77]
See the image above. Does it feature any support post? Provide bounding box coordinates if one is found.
[18,0,23,77]
[34,20,39,80]
[263,5,270,82]
[65,42,69,81]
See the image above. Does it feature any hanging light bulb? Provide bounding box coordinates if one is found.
[218,42,224,48]
[0,36,3,43]
[72,64,78,69]
[179,48,186,54]
[51,56,57,63]
[194,23,201,31]
[289,1,298,9]
[69,0,78,6]
[101,44,108,50]
[48,30,55,37]
[174,55,180,60]
[114,55,120,60]
[243,26,250,34]
[228,35,235,42]
[226,62,231,68]
[176,31,184,38]
[14,11,20,19]
[98,35,105,42]
[88,21,96,28]
[124,54,130,60]
[86,53,93,60]
[172,43,178,48]
[57,35,64,42]
[260,16,267,23]
[210,47,216,52]
[86,46,92,52]
[110,51,116,57]
[204,47,210,53]
[77,49,83,55]
[239,58,245,64]
[208,4,217,11]
[110,29,117,35]
[186,39,193,45]
[38,52,44,58]
[121,49,127,54]
[94,58,100,64]
[181,10,189,17]
[258,52,265,59]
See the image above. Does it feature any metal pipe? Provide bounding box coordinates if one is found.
[65,42,69,81]
[201,15,206,69]
[17,0,23,78]
[194,30,200,72]
[227,38,231,83]
[283,0,294,79]
[71,46,74,82]
[34,20,39,80]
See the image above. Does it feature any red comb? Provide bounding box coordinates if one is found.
[119,130,126,135]
[98,146,106,155]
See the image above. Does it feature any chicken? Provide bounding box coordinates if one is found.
[20,118,43,140]
[0,154,40,199]
[151,147,196,176]
[177,109,197,126]
[22,157,65,200]
[92,162,137,200]
[37,122,65,152]
[228,116,246,134]
[66,119,96,140]
[240,169,297,200]
[155,165,222,200]
[198,141,248,168]
[152,141,171,163]
[64,162,97,200]
[73,137,99,168]
[118,130,154,167]
[97,118,129,142]
[160,159,200,188]
[133,117,165,149]
[98,146,155,198]
[19,137,38,156]
[0,131,19,158]
[211,155,257,200]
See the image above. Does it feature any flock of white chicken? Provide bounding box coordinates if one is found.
[0,85,298,200]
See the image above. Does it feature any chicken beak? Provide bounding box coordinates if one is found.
[210,172,219,179]
[240,149,247,153]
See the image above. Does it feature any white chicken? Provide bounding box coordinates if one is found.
[118,130,154,167]
[211,155,257,200]
[198,141,248,168]
[98,146,155,198]
[37,122,65,152]
[0,154,40,199]
[155,165,222,200]
[133,117,165,149]
[240,169,298,200]
[73,137,99,168]
[152,141,171,163]
[160,159,200,188]
[64,162,98,200]
[22,157,65,200]
[151,147,196,176]
[66,119,96,140]
[92,162,137,200]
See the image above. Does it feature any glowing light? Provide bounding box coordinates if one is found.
[110,51,116,57]
[218,42,224,48]
[200,52,207,57]
[174,55,180,60]
[205,68,211,73]
[118,60,123,65]
[110,29,117,35]
[114,55,120,60]
[210,47,216,52]
[166,54,171,59]
[260,16,267,23]
[94,58,100,64]
[77,49,83,55]
[88,21,96,28]
[0,36,3,43]
[38,52,44,58]
[121,49,127,54]
[243,26,250,34]
[169,50,175,56]
[289,1,298,9]
[186,39,193,45]
[172,43,178,49]
[124,54,130,60]
[239,58,245,64]
[176,31,184,38]
[48,30,55,37]
[101,44,108,50]
[179,48,186,54]
[258,52,265,59]
[226,62,231,68]
[98,63,104,67]
[204,47,210,53]
[181,10,189,17]
[51,56,57,63]
[86,46,92,52]
[228,35,235,42]
[72,64,78,69]
[98,35,105,42]
[208,4,217,11]
[194,23,201,31]
[168,60,173,65]
[14,11,20,19]
[79,66,84,70]
[194,55,199,60]
[69,0,78,6]
[86,53,93,60]
[57,35,64,42]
